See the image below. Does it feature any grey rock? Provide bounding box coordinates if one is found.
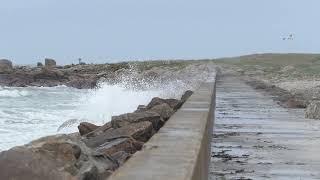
[111,111,162,130]
[37,62,43,67]
[149,103,174,121]
[0,134,118,180]
[111,151,131,165]
[0,135,79,180]
[34,68,66,80]
[135,105,148,112]
[147,97,182,110]
[95,137,143,155]
[85,121,153,148]
[78,122,100,136]
[85,122,113,138]
[0,59,13,73]
[66,76,98,89]
[45,58,56,68]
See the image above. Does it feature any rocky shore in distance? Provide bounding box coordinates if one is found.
[0,58,216,90]
[0,58,122,89]
[0,90,193,180]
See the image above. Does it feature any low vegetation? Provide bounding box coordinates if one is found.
[214,53,320,81]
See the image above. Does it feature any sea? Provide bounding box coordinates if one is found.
[0,63,216,151]
[0,83,167,151]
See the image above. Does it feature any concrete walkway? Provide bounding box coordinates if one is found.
[210,75,320,180]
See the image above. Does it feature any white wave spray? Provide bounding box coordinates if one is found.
[0,63,216,151]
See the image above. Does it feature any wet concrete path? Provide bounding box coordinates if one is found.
[210,75,320,180]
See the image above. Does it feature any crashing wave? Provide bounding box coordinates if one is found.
[0,88,29,97]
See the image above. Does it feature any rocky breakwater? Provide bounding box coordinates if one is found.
[0,91,193,180]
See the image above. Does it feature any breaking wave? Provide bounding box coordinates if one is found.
[0,63,216,151]
[0,87,30,97]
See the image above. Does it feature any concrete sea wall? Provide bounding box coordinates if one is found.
[109,79,216,180]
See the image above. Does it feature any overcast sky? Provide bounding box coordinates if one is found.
[0,0,319,64]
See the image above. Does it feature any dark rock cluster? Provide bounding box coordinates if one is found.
[0,65,100,89]
[0,59,13,73]
[0,59,131,89]
[0,91,193,180]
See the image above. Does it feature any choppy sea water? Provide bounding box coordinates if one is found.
[0,63,216,151]
[0,84,164,151]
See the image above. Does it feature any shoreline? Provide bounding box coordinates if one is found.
[0,60,202,89]
[0,61,217,179]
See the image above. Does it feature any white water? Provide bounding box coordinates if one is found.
[0,84,166,151]
[0,63,216,151]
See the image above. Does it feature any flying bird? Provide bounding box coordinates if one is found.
[282,34,294,41]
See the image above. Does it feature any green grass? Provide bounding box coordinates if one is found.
[214,53,320,79]
[126,60,198,72]
[64,53,320,80]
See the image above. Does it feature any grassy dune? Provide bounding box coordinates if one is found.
[104,53,320,81]
[214,53,320,80]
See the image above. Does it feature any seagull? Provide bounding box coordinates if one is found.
[288,34,294,40]
[282,34,294,41]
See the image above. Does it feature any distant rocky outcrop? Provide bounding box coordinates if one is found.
[37,62,43,67]
[0,65,100,89]
[0,62,217,90]
[45,58,56,68]
[0,90,193,180]
[0,59,13,73]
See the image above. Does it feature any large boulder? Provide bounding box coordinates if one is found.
[84,121,153,148]
[66,75,98,89]
[95,137,143,155]
[78,122,100,136]
[84,122,113,138]
[111,151,131,166]
[147,97,182,110]
[149,103,174,121]
[0,134,118,180]
[45,58,56,68]
[0,59,13,73]
[34,68,65,80]
[111,111,162,130]
[37,62,43,67]
[135,105,148,112]
[305,101,320,119]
